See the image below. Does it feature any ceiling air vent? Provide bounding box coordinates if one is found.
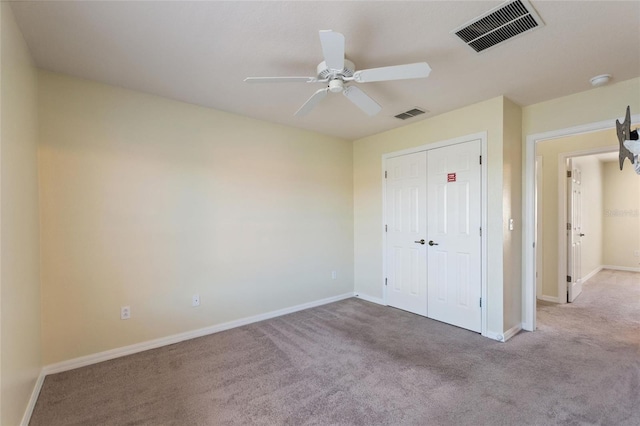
[394,108,427,120]
[452,0,544,53]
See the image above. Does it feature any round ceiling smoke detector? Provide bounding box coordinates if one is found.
[590,74,611,87]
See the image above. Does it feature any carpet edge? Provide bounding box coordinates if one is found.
[42,292,356,376]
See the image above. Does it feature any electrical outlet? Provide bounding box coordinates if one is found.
[634,250,639,258]
[192,294,200,307]
[120,306,130,320]
[331,271,337,280]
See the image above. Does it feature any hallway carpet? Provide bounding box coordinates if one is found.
[31,270,639,425]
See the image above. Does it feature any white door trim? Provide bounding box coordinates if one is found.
[535,155,543,300]
[382,132,488,337]
[523,114,640,331]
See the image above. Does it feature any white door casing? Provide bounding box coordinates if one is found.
[567,164,583,302]
[426,140,482,332]
[385,151,428,316]
[535,156,543,299]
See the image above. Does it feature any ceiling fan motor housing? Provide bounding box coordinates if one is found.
[317,59,355,80]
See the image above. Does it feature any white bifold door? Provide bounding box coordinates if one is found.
[385,140,482,332]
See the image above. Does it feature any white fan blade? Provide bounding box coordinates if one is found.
[319,30,345,71]
[244,77,318,83]
[343,86,381,116]
[295,88,329,116]
[353,62,431,83]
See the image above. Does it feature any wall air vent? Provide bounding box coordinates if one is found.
[452,0,544,53]
[394,108,427,120]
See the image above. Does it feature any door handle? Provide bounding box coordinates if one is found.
[579,233,585,237]
[414,239,426,245]
[428,240,438,246]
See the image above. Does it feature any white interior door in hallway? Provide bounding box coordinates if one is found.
[384,139,482,332]
[567,162,583,302]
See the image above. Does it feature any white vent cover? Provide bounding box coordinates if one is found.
[452,0,544,53]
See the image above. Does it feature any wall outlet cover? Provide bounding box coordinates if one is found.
[120,306,131,320]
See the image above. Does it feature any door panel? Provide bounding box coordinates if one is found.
[385,151,428,316]
[427,140,482,332]
[568,165,583,302]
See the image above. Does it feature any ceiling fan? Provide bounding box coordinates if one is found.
[244,30,432,117]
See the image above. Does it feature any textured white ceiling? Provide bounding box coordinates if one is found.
[10,1,640,141]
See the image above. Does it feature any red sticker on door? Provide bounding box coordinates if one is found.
[447,173,456,182]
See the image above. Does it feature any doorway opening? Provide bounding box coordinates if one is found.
[524,114,640,331]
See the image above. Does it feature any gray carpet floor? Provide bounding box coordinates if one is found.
[31,269,639,425]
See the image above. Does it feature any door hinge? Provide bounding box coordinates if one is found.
[567,170,572,178]
[385,170,387,179]
[479,297,482,308]
[385,224,388,232]
[385,277,388,286]
[479,227,482,237]
[479,155,482,165]
[566,275,572,283]
[567,223,571,231]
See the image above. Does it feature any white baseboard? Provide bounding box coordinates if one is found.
[602,265,640,273]
[43,292,354,376]
[582,266,603,284]
[484,323,522,343]
[483,330,505,342]
[20,369,45,426]
[354,293,385,306]
[537,295,560,303]
[503,323,523,342]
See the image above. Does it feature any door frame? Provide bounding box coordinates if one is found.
[535,156,543,300]
[523,114,640,331]
[559,148,616,303]
[382,132,488,337]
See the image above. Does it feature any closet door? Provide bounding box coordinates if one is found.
[426,140,482,332]
[385,151,428,316]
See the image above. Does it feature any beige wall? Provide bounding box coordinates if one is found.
[38,71,354,364]
[502,98,522,331]
[571,155,603,276]
[523,77,640,137]
[602,161,640,269]
[536,130,616,299]
[1,3,42,425]
[353,96,512,336]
